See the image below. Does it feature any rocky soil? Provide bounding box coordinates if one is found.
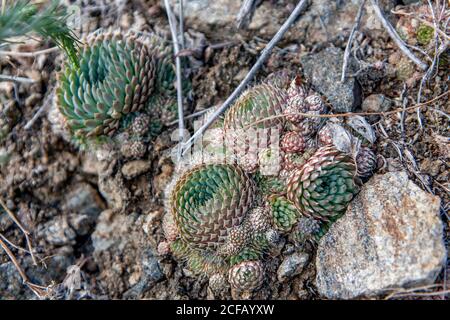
[0,0,448,300]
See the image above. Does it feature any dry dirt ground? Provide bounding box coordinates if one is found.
[0,0,448,299]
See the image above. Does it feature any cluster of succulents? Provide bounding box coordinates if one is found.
[162,73,377,296]
[52,28,180,150]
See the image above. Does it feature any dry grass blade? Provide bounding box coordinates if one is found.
[0,197,38,266]
[164,0,185,159]
[237,0,258,29]
[0,74,35,84]
[0,46,58,57]
[384,283,449,299]
[341,0,366,82]
[0,236,50,298]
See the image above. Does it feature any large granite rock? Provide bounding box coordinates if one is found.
[316,172,446,299]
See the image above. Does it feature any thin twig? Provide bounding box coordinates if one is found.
[0,233,32,255]
[168,107,213,126]
[178,0,185,49]
[341,0,366,82]
[384,283,450,299]
[0,236,48,298]
[0,74,35,84]
[0,46,58,57]
[400,84,408,141]
[415,0,444,128]
[369,0,428,70]
[237,0,258,29]
[181,0,311,156]
[24,93,53,130]
[0,198,37,266]
[164,0,185,158]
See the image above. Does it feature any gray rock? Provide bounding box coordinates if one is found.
[121,160,151,180]
[0,262,33,299]
[64,183,105,217]
[361,94,393,121]
[38,215,77,246]
[98,172,130,210]
[123,250,164,299]
[91,210,128,252]
[316,172,446,299]
[301,47,362,113]
[277,252,310,282]
[141,249,164,283]
[169,0,241,32]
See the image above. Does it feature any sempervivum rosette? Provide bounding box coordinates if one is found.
[280,131,306,153]
[355,146,377,179]
[287,145,361,221]
[55,29,174,140]
[228,261,265,292]
[244,206,272,233]
[217,224,252,256]
[268,195,300,232]
[283,76,309,124]
[170,163,256,249]
[223,83,287,169]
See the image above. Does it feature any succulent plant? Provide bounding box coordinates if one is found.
[162,211,179,242]
[55,29,176,142]
[238,153,259,173]
[218,224,252,256]
[280,131,306,153]
[170,239,191,260]
[119,139,147,159]
[229,245,264,266]
[224,83,286,132]
[355,146,377,179]
[287,145,361,221]
[416,24,434,46]
[255,173,287,196]
[283,77,309,124]
[228,261,264,292]
[258,148,282,176]
[157,241,171,255]
[395,3,444,49]
[170,163,256,249]
[130,114,151,136]
[224,83,287,166]
[317,123,334,146]
[282,147,316,171]
[268,195,300,232]
[209,273,229,294]
[244,206,272,233]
